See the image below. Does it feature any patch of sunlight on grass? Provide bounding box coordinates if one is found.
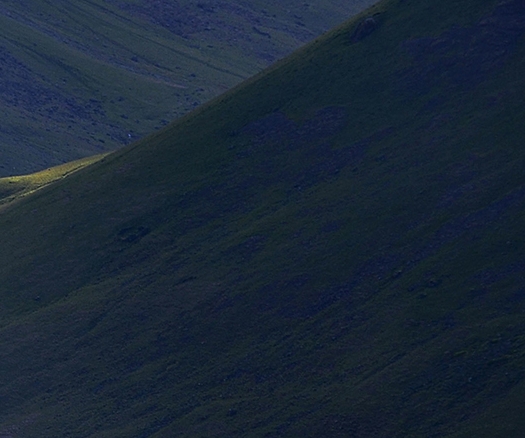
[0,153,108,209]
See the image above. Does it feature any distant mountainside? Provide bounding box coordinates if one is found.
[0,0,374,176]
[0,0,525,436]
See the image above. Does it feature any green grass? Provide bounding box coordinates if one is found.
[0,0,524,436]
[0,153,107,209]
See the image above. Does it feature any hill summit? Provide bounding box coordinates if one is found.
[0,0,524,436]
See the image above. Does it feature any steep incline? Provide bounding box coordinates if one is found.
[0,0,524,436]
[0,0,374,176]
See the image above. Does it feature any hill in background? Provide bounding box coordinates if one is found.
[0,0,524,436]
[0,0,375,176]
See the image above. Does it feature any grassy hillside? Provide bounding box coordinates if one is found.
[0,0,525,436]
[0,0,374,177]
[0,154,106,209]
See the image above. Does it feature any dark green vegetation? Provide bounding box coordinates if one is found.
[1,0,525,435]
[0,0,374,177]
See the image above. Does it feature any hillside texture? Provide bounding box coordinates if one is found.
[0,0,525,436]
[0,0,374,176]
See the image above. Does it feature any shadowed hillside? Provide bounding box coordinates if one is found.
[0,0,524,436]
[0,0,374,176]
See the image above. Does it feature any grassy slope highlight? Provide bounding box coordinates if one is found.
[0,154,107,209]
[0,0,524,436]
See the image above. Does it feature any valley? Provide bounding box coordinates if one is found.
[0,0,374,176]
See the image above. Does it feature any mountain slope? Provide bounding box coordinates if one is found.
[0,0,525,436]
[0,0,375,176]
